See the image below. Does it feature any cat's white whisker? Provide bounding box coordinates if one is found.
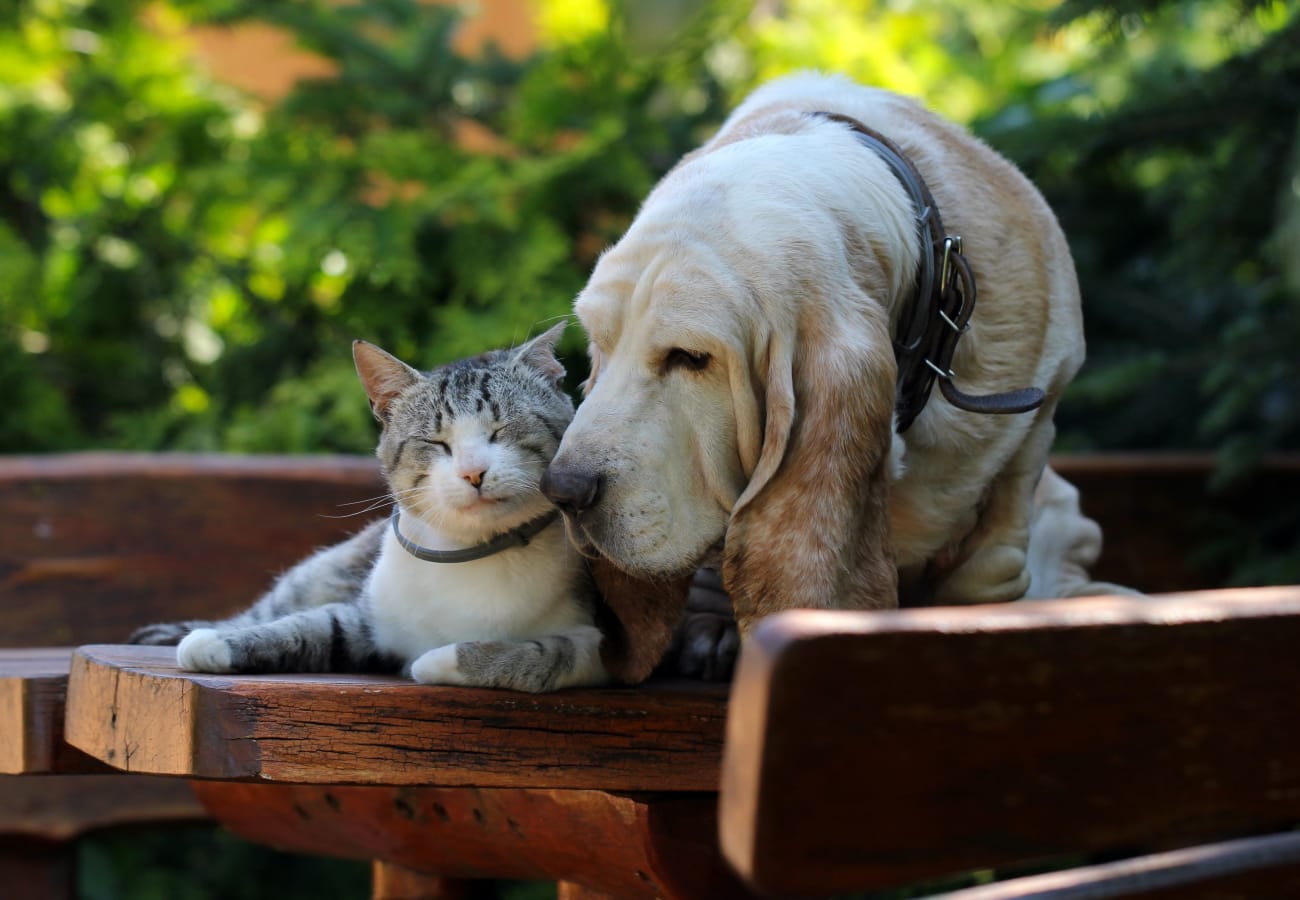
[333,492,401,508]
[320,488,421,519]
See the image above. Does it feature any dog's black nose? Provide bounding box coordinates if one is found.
[541,465,602,516]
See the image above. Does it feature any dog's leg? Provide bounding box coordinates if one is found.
[1025,466,1143,599]
[932,412,1059,604]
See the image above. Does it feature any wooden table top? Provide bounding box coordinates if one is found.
[64,645,731,791]
[0,646,113,775]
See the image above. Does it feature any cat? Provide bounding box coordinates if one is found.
[131,323,608,693]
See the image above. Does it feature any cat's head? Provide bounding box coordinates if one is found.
[353,323,574,541]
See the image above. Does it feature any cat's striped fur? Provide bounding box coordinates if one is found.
[132,324,607,693]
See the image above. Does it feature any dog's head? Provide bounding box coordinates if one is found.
[546,132,909,680]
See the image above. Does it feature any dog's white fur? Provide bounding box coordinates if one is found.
[551,73,1121,670]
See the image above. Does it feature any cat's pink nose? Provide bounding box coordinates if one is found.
[462,469,486,488]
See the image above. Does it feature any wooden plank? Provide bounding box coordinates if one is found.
[931,830,1300,899]
[0,648,107,774]
[720,587,1300,896]
[1052,453,1300,593]
[66,645,729,790]
[2,452,1294,644]
[192,782,756,899]
[0,775,206,840]
[0,453,384,647]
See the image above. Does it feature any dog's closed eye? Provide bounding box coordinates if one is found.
[663,348,711,373]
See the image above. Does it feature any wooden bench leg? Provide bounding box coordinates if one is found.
[0,839,75,900]
[371,861,496,899]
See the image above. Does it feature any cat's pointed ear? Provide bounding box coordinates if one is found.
[353,340,419,422]
[514,322,567,384]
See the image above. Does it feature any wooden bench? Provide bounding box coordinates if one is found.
[722,588,1300,897]
[6,452,1300,897]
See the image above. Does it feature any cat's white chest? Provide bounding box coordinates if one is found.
[367,524,584,665]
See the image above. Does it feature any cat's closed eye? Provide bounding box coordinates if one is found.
[420,438,451,453]
[488,428,503,444]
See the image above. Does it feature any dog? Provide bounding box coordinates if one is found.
[543,73,1126,682]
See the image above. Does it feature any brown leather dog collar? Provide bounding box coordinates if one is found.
[810,110,1046,433]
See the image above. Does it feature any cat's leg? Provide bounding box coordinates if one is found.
[177,601,398,674]
[132,520,384,646]
[410,625,607,693]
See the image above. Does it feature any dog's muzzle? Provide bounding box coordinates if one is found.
[541,464,602,518]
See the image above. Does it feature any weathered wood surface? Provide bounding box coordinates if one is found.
[0,648,105,775]
[0,647,206,841]
[0,452,384,646]
[931,830,1300,900]
[66,645,729,789]
[720,586,1300,896]
[11,452,1300,899]
[192,782,755,899]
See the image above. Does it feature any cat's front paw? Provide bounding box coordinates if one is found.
[409,644,465,686]
[177,629,235,673]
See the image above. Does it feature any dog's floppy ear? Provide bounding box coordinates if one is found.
[589,558,691,684]
[722,312,899,631]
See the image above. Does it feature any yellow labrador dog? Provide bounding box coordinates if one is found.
[544,73,1124,681]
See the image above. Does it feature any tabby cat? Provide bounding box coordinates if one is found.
[132,324,607,693]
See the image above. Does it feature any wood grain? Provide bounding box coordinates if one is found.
[192,782,756,899]
[66,645,729,790]
[721,586,1300,896]
[0,648,107,775]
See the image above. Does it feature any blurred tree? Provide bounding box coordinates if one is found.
[978,0,1300,582]
[1,0,740,454]
[982,1,1300,472]
[2,0,1297,567]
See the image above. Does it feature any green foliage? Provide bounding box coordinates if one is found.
[77,825,556,900]
[79,826,370,900]
[3,0,1299,579]
[981,0,1300,482]
[1,0,736,454]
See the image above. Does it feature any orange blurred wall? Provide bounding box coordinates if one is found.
[188,0,538,101]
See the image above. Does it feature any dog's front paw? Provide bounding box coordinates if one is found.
[409,645,465,686]
[176,629,234,673]
[659,567,739,681]
[668,611,740,681]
